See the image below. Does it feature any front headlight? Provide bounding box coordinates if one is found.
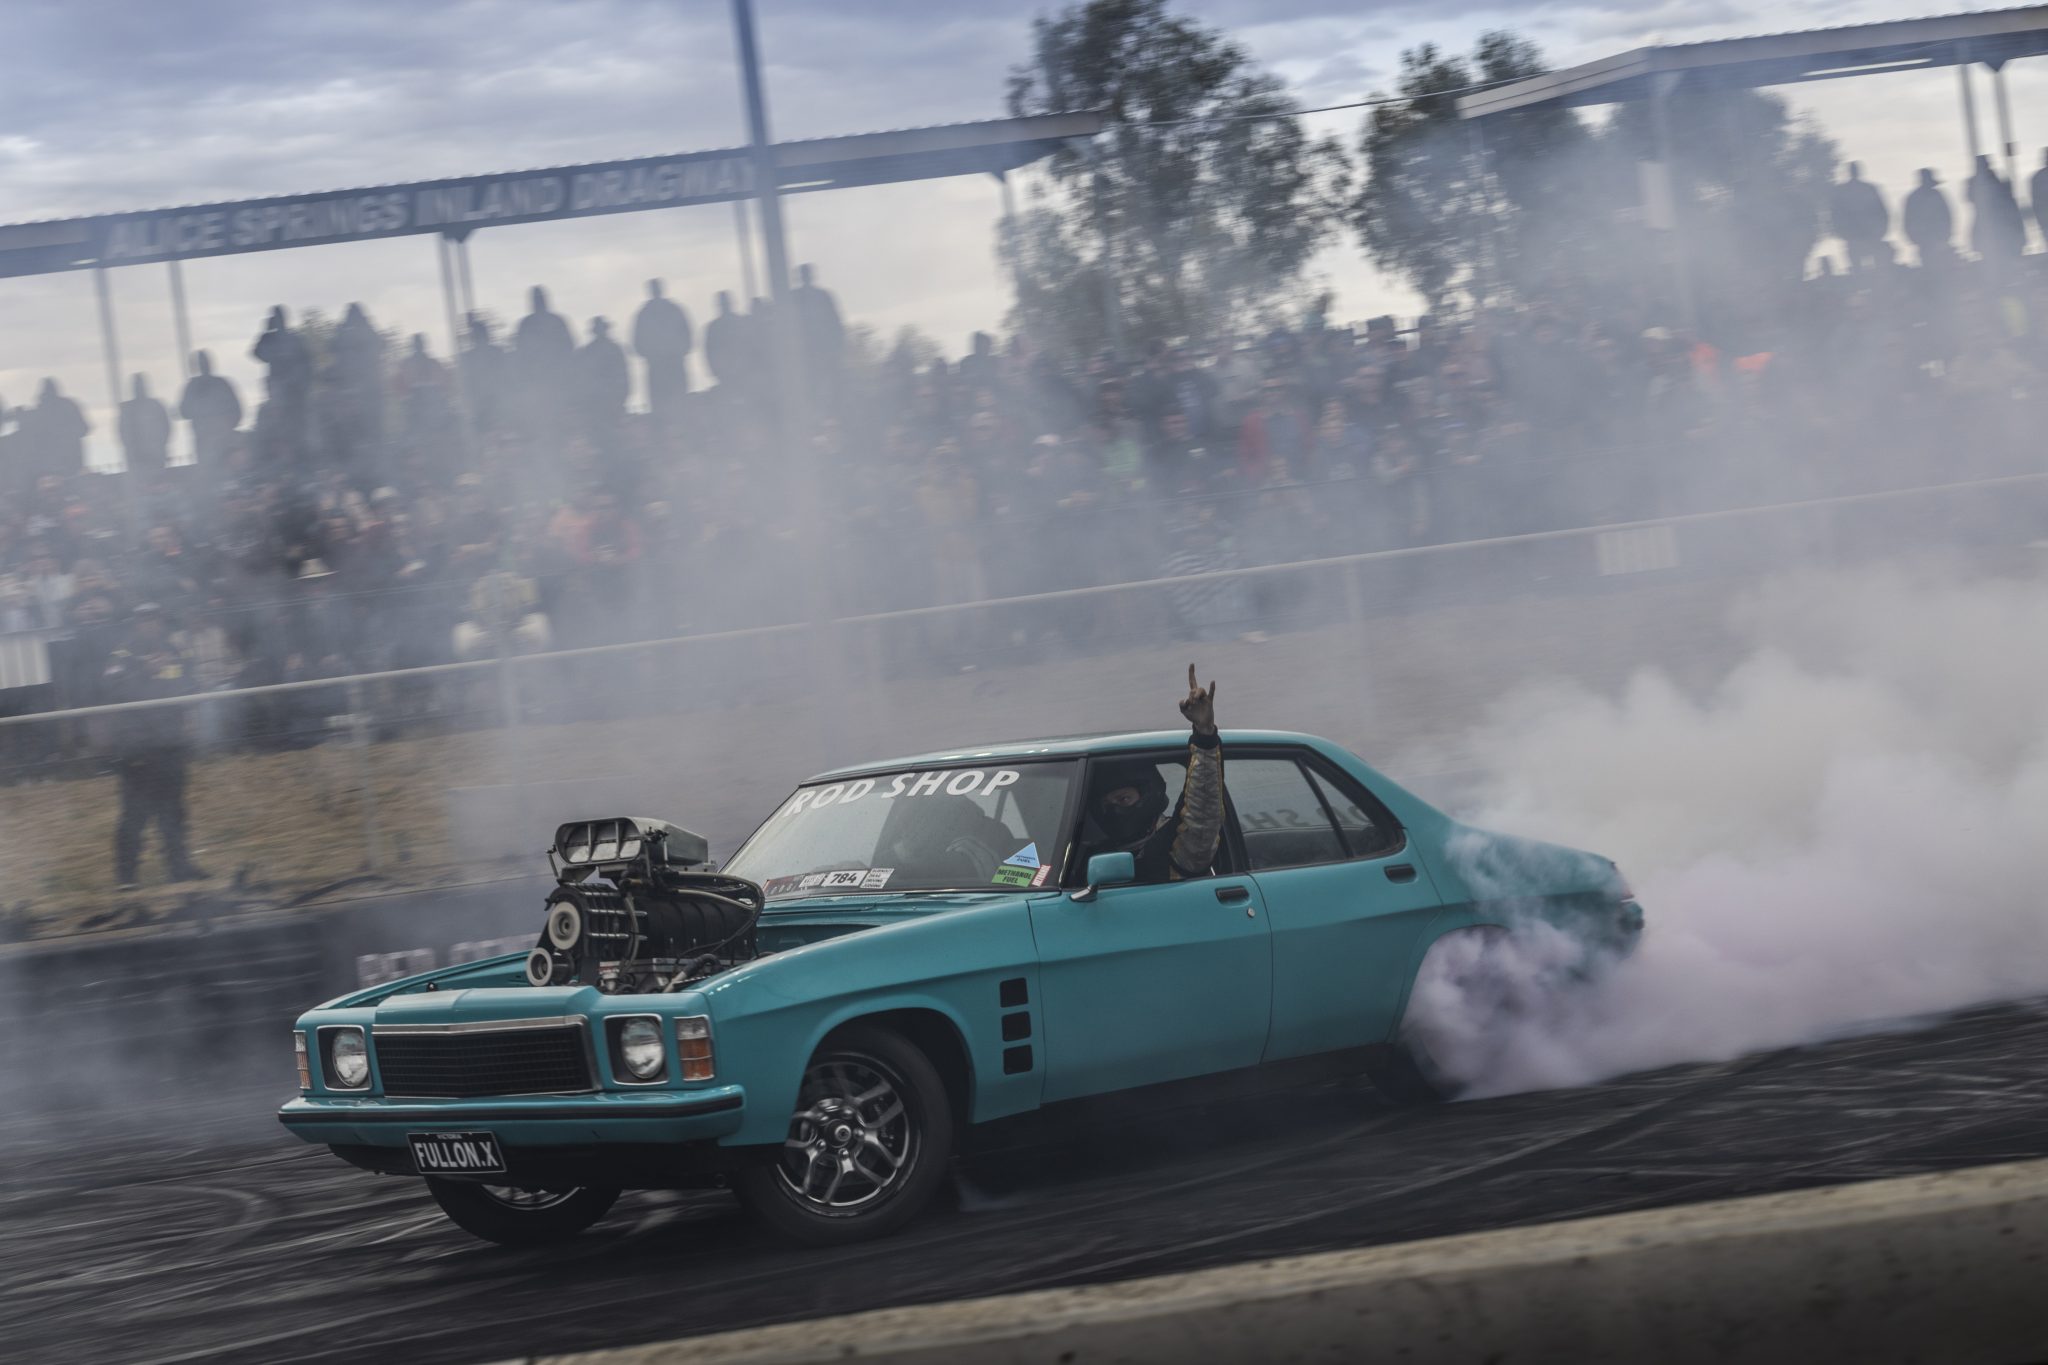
[322,1026,369,1089]
[615,1017,667,1082]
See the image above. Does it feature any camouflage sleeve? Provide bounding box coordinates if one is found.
[1167,733,1225,879]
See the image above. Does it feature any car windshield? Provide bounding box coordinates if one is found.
[724,760,1079,900]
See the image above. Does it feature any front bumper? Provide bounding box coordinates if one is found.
[277,1085,748,1148]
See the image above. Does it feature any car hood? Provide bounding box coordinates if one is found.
[754,889,1033,952]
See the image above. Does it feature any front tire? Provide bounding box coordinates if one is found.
[735,1025,955,1245]
[425,1179,619,1246]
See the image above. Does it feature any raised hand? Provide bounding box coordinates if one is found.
[1178,663,1218,736]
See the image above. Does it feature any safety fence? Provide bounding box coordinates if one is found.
[0,465,2041,938]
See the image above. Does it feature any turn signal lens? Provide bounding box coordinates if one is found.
[294,1032,311,1092]
[676,1016,715,1081]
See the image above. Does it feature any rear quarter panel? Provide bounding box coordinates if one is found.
[1307,737,1630,1023]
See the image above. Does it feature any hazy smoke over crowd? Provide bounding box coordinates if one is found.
[1420,562,2048,1097]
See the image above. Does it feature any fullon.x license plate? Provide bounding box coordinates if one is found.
[407,1130,506,1175]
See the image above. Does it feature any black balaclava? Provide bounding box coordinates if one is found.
[1090,759,1168,847]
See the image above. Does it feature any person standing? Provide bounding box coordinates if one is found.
[574,316,630,452]
[118,374,172,476]
[329,302,387,474]
[22,379,89,482]
[513,285,576,444]
[1828,161,1889,273]
[631,279,693,432]
[250,306,312,465]
[458,314,508,436]
[702,291,752,395]
[178,351,242,470]
[791,263,845,408]
[1902,168,1954,269]
[1967,154,2026,262]
[104,602,207,889]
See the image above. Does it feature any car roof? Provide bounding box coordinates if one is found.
[806,729,1342,782]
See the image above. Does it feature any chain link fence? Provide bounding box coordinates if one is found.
[0,466,2042,941]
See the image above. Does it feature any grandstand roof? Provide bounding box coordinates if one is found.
[1458,6,2048,118]
[0,110,1103,278]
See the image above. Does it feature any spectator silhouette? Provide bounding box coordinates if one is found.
[575,316,629,449]
[2030,148,2048,251]
[791,263,845,403]
[1967,154,2025,262]
[21,379,90,482]
[118,374,171,475]
[703,291,752,394]
[330,302,387,471]
[513,285,576,440]
[1828,161,1888,272]
[396,334,456,462]
[178,351,242,470]
[1902,168,1954,268]
[250,306,311,463]
[631,279,693,427]
[459,313,509,435]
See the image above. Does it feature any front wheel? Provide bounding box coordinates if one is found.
[425,1179,619,1246]
[735,1025,954,1245]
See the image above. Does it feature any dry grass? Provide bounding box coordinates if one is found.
[0,575,1748,942]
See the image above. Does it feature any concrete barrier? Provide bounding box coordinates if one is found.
[533,1158,2048,1365]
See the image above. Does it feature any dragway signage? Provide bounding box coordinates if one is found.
[92,149,757,266]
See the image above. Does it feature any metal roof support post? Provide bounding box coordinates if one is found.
[1467,118,1493,310]
[996,169,1031,329]
[437,232,478,459]
[1959,42,1983,165]
[167,258,194,383]
[91,264,125,473]
[731,197,760,302]
[1989,58,2018,189]
[455,235,477,321]
[1087,139,1126,360]
[1650,73,1698,333]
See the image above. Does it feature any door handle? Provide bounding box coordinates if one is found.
[1384,863,1417,884]
[1214,884,1251,903]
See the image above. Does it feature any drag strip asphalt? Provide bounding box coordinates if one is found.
[7,999,2048,1365]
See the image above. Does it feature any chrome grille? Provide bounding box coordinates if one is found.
[373,1024,592,1098]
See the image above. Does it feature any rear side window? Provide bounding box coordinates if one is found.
[1229,758,1347,870]
[1305,765,1402,859]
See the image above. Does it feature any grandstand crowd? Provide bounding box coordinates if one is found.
[4,155,2048,729]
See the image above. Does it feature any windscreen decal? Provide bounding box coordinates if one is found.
[776,768,1024,818]
[1001,843,1041,869]
[860,867,894,890]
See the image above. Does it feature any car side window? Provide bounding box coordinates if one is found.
[1305,765,1402,859]
[1228,757,1347,870]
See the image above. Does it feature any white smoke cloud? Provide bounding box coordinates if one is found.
[1420,562,2048,1097]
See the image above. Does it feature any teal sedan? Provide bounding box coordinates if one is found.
[278,729,1640,1246]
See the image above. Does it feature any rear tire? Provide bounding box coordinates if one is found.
[425,1179,619,1246]
[1369,927,1516,1105]
[735,1025,955,1246]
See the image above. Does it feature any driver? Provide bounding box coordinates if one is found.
[1081,665,1222,882]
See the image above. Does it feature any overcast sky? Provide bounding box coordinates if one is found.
[3,0,2043,466]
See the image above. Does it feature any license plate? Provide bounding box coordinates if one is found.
[407,1131,506,1176]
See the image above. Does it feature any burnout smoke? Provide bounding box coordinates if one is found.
[1419,563,2048,1098]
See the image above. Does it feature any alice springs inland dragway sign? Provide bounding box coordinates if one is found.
[93,149,758,266]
